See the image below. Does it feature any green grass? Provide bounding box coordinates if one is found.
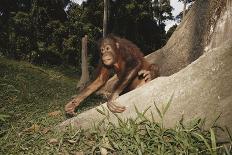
[0,58,103,154]
[0,58,231,154]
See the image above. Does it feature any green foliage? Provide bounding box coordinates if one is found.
[44,106,231,154]
[0,0,175,68]
[109,0,173,54]
[59,93,229,154]
[0,114,10,122]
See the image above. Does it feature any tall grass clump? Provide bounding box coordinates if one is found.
[56,99,232,155]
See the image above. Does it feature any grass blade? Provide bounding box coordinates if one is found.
[163,92,174,116]
[154,102,162,119]
[193,132,213,154]
[96,108,106,116]
[212,113,222,127]
[210,128,217,155]
[142,106,151,115]
[225,126,232,142]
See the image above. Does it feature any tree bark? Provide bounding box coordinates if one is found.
[60,40,232,141]
[60,0,232,141]
[183,0,187,19]
[98,0,227,94]
[77,35,89,90]
[103,0,108,38]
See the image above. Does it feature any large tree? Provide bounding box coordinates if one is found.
[60,0,232,141]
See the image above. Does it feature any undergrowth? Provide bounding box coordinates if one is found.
[54,101,232,155]
[0,58,231,154]
[0,58,103,154]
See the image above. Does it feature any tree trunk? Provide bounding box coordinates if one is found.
[61,40,232,141]
[103,0,108,37]
[146,0,228,76]
[183,0,187,18]
[98,0,228,94]
[77,35,89,90]
[60,0,232,141]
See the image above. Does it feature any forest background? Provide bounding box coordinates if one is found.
[0,0,192,72]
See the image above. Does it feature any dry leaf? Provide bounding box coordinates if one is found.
[23,124,40,133]
[48,110,61,117]
[48,138,59,144]
[75,151,84,155]
[67,139,76,144]
[100,147,108,155]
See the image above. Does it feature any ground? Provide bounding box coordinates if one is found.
[0,58,103,154]
[0,58,231,154]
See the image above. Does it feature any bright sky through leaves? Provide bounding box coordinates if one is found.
[71,0,183,31]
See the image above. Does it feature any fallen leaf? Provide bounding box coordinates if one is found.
[67,139,76,144]
[100,147,108,155]
[75,151,84,155]
[23,124,40,133]
[48,110,61,117]
[48,138,59,144]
